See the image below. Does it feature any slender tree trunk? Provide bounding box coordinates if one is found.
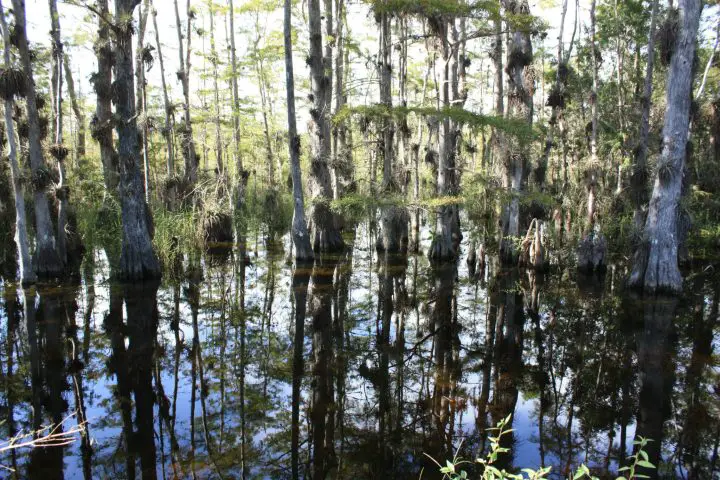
[92,0,119,194]
[0,0,35,285]
[48,0,70,267]
[152,8,175,177]
[115,0,161,280]
[586,0,600,231]
[252,14,275,187]
[332,0,350,199]
[307,0,344,252]
[174,0,198,187]
[284,0,313,261]
[229,0,246,209]
[628,0,703,293]
[12,0,63,277]
[631,0,659,231]
[135,0,151,201]
[209,2,224,176]
[62,54,86,159]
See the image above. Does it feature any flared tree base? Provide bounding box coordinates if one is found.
[308,203,344,253]
[33,244,64,278]
[376,205,409,254]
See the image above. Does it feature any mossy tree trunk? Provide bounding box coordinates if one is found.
[376,8,408,254]
[92,0,119,194]
[628,0,702,294]
[174,0,198,187]
[12,0,63,277]
[114,0,161,280]
[631,0,659,232]
[283,0,313,261]
[0,0,35,285]
[499,0,534,265]
[428,18,459,261]
[48,0,70,268]
[307,0,344,253]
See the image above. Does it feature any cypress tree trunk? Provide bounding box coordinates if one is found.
[0,0,35,285]
[283,0,314,261]
[174,0,198,187]
[115,0,161,280]
[209,1,224,175]
[11,0,63,277]
[152,7,175,177]
[628,0,702,293]
[135,0,151,201]
[92,0,119,194]
[499,0,534,265]
[48,0,70,267]
[229,0,246,209]
[307,0,344,253]
[428,18,458,261]
[631,0,659,231]
[331,0,351,199]
[62,54,86,160]
[376,9,408,254]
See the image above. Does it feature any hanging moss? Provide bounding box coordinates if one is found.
[49,143,69,162]
[0,67,27,100]
[31,164,54,191]
[35,93,47,110]
[656,8,679,67]
[547,85,565,109]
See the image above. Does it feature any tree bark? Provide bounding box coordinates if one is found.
[428,18,459,261]
[229,0,246,209]
[135,0,151,201]
[11,0,63,277]
[0,0,35,285]
[174,0,198,187]
[628,0,702,294]
[209,1,224,175]
[115,0,161,280]
[631,0,659,232]
[152,7,175,177]
[283,0,314,261]
[499,0,534,265]
[92,0,119,194]
[48,0,71,268]
[307,0,344,253]
[62,54,86,160]
[376,8,408,254]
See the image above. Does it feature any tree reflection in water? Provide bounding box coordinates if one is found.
[0,226,718,479]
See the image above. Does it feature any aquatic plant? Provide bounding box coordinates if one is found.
[428,415,655,480]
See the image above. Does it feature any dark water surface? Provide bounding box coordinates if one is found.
[1,223,719,479]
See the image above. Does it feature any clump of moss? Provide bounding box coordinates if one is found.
[0,67,27,100]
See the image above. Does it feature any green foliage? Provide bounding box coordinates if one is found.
[429,415,655,480]
[334,104,536,141]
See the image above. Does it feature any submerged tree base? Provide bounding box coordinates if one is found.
[33,244,64,278]
[576,231,607,274]
[308,202,344,253]
[376,205,409,253]
[627,239,682,294]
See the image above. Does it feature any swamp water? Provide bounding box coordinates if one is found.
[0,221,718,479]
